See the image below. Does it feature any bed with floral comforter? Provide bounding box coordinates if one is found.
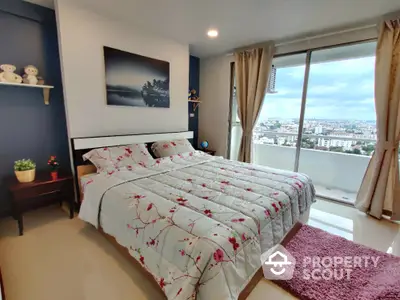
[79,151,316,300]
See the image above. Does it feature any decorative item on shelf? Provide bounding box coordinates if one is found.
[14,159,36,183]
[0,64,22,83]
[48,155,59,180]
[200,140,209,150]
[188,88,201,111]
[37,76,45,85]
[189,88,199,100]
[22,65,39,85]
[0,63,53,105]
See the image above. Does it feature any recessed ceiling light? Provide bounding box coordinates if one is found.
[207,29,219,38]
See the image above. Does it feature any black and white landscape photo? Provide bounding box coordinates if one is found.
[104,46,170,108]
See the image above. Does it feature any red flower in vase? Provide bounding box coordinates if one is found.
[47,155,59,171]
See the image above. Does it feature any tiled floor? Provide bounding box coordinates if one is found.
[0,200,399,300]
[314,184,357,204]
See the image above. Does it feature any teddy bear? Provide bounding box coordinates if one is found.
[0,64,22,83]
[23,65,39,85]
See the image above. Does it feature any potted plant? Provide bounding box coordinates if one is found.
[48,155,59,180]
[14,159,36,183]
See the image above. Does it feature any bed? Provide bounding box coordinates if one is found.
[73,132,316,300]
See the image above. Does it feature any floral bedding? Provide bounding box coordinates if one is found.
[83,143,154,172]
[79,151,316,300]
[151,139,196,157]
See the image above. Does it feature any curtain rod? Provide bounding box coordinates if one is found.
[227,23,377,56]
[275,24,376,47]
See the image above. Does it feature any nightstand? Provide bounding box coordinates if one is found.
[199,149,216,156]
[7,172,74,236]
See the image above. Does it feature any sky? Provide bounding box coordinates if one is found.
[258,55,376,122]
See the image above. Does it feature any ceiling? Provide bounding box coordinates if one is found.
[26,0,400,57]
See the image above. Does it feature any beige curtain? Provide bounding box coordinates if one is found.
[355,18,400,220]
[235,45,275,162]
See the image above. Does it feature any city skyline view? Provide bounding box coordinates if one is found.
[231,42,383,158]
[250,45,379,157]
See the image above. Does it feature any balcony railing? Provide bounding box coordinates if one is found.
[230,126,378,203]
[252,143,370,195]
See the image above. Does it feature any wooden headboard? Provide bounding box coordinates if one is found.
[77,165,97,202]
[71,131,194,202]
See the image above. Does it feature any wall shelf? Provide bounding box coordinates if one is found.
[188,99,201,111]
[0,82,54,105]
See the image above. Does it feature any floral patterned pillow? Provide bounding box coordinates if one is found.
[151,139,195,158]
[83,144,154,172]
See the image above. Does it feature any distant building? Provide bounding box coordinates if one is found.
[314,126,325,135]
[259,137,275,144]
[317,138,353,150]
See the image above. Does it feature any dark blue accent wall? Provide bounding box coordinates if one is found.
[189,55,200,148]
[0,0,70,216]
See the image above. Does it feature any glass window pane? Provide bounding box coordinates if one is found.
[298,41,377,204]
[253,53,307,171]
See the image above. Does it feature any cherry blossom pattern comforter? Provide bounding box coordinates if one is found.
[79,151,316,300]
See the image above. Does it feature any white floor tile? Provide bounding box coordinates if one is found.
[0,199,398,300]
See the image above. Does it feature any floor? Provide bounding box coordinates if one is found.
[0,200,399,300]
[314,184,357,204]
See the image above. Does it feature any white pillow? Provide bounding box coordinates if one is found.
[151,139,195,157]
[83,143,154,172]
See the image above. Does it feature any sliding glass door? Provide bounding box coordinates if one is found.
[229,40,377,204]
[253,53,307,171]
[298,41,376,203]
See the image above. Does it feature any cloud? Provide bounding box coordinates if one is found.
[259,55,376,122]
[307,82,348,95]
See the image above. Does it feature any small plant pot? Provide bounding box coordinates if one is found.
[15,169,36,183]
[50,171,58,181]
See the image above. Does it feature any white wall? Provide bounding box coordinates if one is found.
[55,0,189,138]
[275,26,377,55]
[199,55,233,156]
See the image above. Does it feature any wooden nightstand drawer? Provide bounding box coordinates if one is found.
[7,172,75,236]
[13,181,68,200]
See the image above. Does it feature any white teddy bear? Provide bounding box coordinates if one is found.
[23,65,39,85]
[0,64,22,83]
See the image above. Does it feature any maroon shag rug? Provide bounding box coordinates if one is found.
[274,223,400,300]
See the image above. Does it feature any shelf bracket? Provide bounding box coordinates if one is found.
[43,88,50,105]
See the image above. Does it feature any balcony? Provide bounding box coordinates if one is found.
[230,127,374,204]
[253,143,370,204]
